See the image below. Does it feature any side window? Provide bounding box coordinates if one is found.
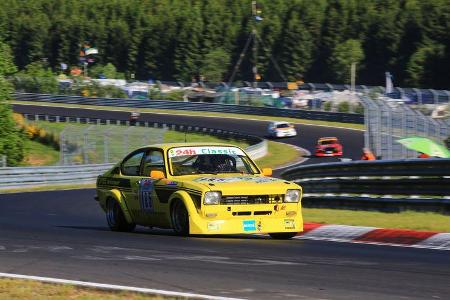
[142,150,165,176]
[121,151,145,176]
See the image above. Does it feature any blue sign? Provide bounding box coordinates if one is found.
[243,220,256,231]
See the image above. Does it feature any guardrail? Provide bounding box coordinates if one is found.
[0,164,114,190]
[281,159,450,212]
[13,92,364,124]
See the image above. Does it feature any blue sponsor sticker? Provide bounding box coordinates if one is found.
[243,220,256,231]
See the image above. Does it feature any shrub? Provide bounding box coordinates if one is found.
[338,101,350,113]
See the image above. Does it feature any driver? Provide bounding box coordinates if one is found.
[194,155,236,172]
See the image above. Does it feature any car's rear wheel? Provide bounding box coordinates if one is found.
[269,232,298,240]
[106,198,136,232]
[171,200,189,236]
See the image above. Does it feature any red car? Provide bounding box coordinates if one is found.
[315,137,343,157]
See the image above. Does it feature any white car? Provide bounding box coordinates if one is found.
[267,121,297,138]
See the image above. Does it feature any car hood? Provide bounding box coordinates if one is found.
[187,174,297,195]
[318,143,340,149]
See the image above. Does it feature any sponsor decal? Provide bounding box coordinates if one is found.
[243,220,256,231]
[193,176,279,183]
[168,146,245,158]
[207,222,220,231]
[257,221,262,232]
[284,219,295,229]
[139,179,154,213]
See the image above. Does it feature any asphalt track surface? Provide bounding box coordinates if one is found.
[1,190,450,300]
[4,104,449,299]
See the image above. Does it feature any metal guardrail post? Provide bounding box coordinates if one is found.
[1,155,6,168]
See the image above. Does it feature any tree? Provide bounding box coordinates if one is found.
[199,48,231,82]
[405,44,445,88]
[89,63,124,79]
[15,61,58,93]
[0,41,17,76]
[330,39,365,83]
[0,85,25,166]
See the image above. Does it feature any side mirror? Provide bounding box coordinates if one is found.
[150,170,165,179]
[262,168,272,176]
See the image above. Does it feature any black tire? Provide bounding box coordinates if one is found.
[171,200,190,236]
[269,232,298,240]
[106,198,136,232]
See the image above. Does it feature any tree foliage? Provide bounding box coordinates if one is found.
[330,39,365,83]
[0,0,448,88]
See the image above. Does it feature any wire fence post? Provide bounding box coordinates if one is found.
[1,155,6,167]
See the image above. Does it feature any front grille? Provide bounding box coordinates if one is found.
[220,195,283,205]
[324,147,337,152]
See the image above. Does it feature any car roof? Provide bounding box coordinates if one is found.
[270,121,290,125]
[318,137,338,141]
[134,143,241,151]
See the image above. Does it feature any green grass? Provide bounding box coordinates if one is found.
[303,208,450,232]
[256,140,304,169]
[0,278,168,300]
[11,100,365,130]
[21,139,60,166]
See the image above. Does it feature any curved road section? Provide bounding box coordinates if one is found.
[4,104,449,299]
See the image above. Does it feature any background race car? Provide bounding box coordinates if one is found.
[267,121,297,138]
[315,137,343,157]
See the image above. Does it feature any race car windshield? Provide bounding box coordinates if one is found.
[320,140,337,145]
[276,123,290,128]
[168,146,259,176]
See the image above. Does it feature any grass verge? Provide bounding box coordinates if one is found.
[303,208,450,232]
[0,278,167,300]
[11,100,365,130]
[21,139,60,166]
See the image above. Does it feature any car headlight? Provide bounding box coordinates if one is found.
[285,189,300,203]
[204,191,222,205]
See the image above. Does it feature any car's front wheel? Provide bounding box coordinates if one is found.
[106,198,136,232]
[269,232,298,240]
[171,200,189,236]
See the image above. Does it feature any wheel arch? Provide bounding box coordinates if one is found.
[104,189,134,224]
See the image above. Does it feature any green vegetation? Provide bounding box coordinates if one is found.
[0,41,25,166]
[0,0,448,88]
[256,141,303,169]
[21,139,59,166]
[0,278,167,300]
[303,208,450,232]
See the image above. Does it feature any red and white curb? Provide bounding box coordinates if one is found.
[295,223,450,251]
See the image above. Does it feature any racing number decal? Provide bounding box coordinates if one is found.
[139,179,154,213]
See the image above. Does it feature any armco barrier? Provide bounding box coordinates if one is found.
[13,92,364,124]
[281,158,450,212]
[0,164,114,190]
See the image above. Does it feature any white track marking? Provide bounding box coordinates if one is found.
[12,102,364,131]
[0,272,244,300]
[416,233,450,249]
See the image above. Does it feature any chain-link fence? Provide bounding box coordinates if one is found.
[360,94,450,160]
[60,125,166,165]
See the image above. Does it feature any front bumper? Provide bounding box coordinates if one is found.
[315,150,342,157]
[188,203,303,235]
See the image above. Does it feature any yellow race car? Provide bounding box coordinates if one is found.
[96,143,303,239]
